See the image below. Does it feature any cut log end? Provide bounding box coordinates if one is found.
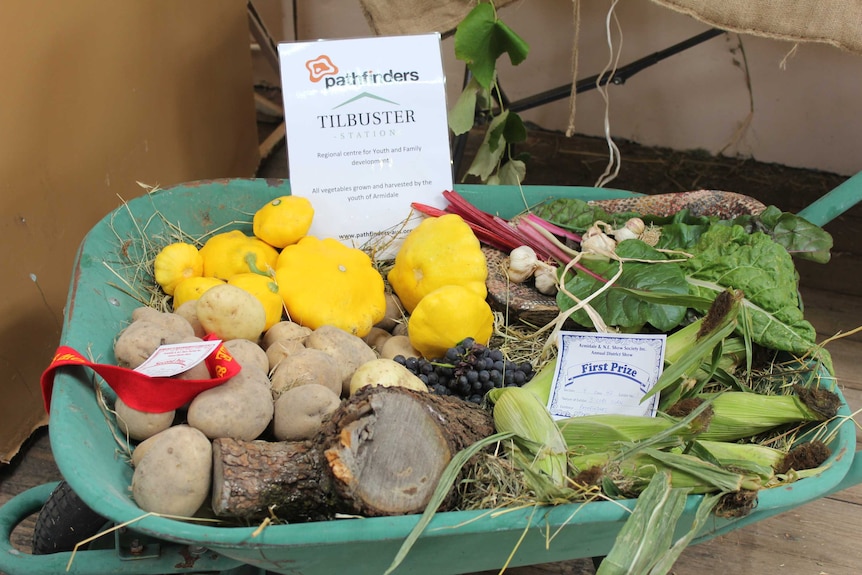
[319,386,495,517]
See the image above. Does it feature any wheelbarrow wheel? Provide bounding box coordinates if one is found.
[32,480,109,555]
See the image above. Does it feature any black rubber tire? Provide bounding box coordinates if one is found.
[32,480,109,555]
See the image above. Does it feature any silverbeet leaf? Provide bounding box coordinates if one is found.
[558,240,690,332]
[682,225,820,362]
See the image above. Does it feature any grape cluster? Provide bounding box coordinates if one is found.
[394,338,536,404]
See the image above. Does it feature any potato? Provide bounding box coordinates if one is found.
[195,283,266,342]
[114,320,195,369]
[131,425,212,516]
[114,397,175,441]
[173,300,206,338]
[224,338,269,373]
[266,338,305,372]
[187,365,273,440]
[305,325,377,396]
[374,292,405,332]
[363,326,392,351]
[391,322,409,337]
[348,358,429,396]
[131,306,196,338]
[270,348,341,399]
[379,335,421,360]
[272,384,341,441]
[262,320,312,350]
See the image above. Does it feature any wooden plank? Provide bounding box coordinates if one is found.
[671,495,862,574]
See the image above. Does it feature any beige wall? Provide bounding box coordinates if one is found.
[0,1,259,462]
[293,0,862,177]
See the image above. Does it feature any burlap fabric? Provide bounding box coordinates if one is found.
[650,0,862,54]
[359,0,862,54]
[358,0,518,37]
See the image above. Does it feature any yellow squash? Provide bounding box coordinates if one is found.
[153,242,203,296]
[407,284,494,360]
[172,276,225,310]
[252,195,315,249]
[275,236,386,337]
[199,230,279,280]
[387,214,488,313]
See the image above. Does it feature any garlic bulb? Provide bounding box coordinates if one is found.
[580,224,617,258]
[506,245,539,283]
[613,217,646,242]
[533,262,558,295]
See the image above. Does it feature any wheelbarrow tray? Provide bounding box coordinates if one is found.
[27,179,862,574]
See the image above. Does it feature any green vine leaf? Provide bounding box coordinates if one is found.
[466,110,510,180]
[495,158,526,185]
[454,2,530,89]
[448,77,483,135]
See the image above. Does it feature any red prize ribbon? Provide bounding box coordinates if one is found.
[40,338,241,414]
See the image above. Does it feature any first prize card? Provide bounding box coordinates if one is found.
[278,34,452,256]
[546,331,667,420]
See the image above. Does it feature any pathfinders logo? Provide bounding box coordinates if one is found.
[304,55,419,89]
[305,55,338,82]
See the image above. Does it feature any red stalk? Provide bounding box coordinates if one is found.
[414,191,607,283]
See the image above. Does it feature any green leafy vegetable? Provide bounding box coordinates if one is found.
[558,240,690,332]
[682,226,818,358]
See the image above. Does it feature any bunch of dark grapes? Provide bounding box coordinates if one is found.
[393,338,535,404]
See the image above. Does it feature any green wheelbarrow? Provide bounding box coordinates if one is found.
[0,176,860,575]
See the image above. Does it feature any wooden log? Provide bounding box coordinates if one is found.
[211,386,495,522]
[318,385,496,517]
[211,437,333,522]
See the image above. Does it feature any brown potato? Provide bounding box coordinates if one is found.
[269,348,341,399]
[266,338,306,372]
[262,320,312,350]
[223,338,269,373]
[379,335,422,360]
[131,425,212,517]
[305,325,377,396]
[187,365,273,440]
[196,283,266,342]
[272,384,341,441]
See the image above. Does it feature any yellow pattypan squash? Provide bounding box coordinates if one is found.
[153,242,203,296]
[172,276,225,310]
[275,236,385,337]
[253,195,315,249]
[228,272,284,331]
[199,230,279,280]
[407,284,494,360]
[388,214,488,313]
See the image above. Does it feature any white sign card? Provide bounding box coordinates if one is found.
[546,331,667,420]
[134,340,222,378]
[278,34,453,257]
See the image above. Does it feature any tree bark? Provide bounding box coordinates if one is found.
[211,437,333,522]
[211,386,495,522]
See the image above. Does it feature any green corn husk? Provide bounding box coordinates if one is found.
[519,358,557,404]
[490,386,570,489]
[571,447,763,498]
[688,440,783,485]
[651,289,744,409]
[557,414,678,454]
[691,389,839,442]
[597,471,722,575]
[556,395,715,455]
